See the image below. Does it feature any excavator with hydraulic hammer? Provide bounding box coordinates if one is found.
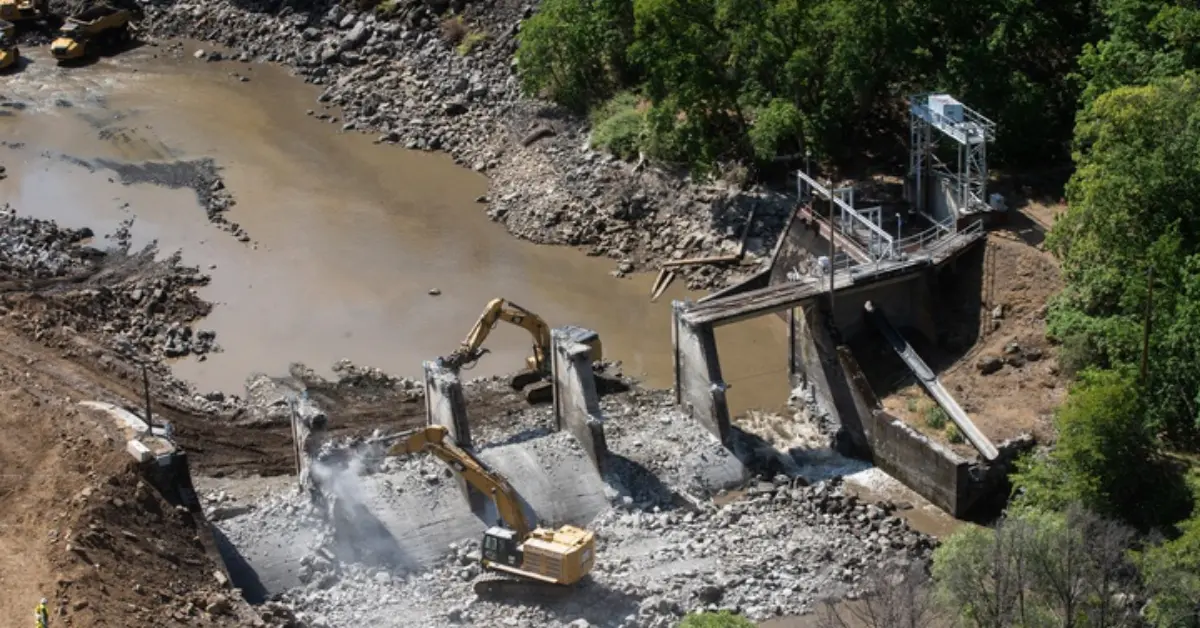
[439,298,603,404]
[386,424,596,600]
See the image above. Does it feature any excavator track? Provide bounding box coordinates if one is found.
[473,574,576,604]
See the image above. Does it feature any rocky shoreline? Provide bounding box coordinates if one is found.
[132,0,796,290]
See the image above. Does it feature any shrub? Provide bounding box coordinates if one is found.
[457,31,487,55]
[748,99,804,162]
[374,0,400,17]
[678,611,756,628]
[440,15,468,45]
[589,92,645,160]
[924,406,948,430]
[946,423,965,444]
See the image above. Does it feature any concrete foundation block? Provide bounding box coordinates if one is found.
[421,360,487,515]
[422,360,472,449]
[290,392,328,492]
[672,301,731,443]
[550,328,608,469]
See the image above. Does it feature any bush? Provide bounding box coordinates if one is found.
[946,423,965,444]
[374,0,400,16]
[1138,470,1200,627]
[1012,368,1191,528]
[590,92,645,160]
[457,31,487,55]
[515,0,634,112]
[440,15,468,45]
[678,611,756,628]
[924,406,948,430]
[748,99,804,162]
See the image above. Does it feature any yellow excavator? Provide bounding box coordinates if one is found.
[440,298,603,404]
[387,424,596,599]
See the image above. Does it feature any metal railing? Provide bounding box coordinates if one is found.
[796,171,895,260]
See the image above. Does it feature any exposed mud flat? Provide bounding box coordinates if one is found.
[0,44,789,416]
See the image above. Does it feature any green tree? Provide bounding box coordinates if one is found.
[932,507,1138,628]
[1138,473,1200,627]
[1077,0,1200,108]
[516,0,635,111]
[1047,74,1200,446]
[1010,368,1183,527]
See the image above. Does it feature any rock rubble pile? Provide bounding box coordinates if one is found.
[0,206,220,376]
[139,0,796,289]
[206,376,936,627]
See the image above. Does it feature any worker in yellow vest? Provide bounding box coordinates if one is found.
[34,598,49,628]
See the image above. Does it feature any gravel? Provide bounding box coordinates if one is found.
[0,204,227,410]
[133,0,798,290]
[204,380,936,627]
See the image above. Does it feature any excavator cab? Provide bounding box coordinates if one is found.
[482,527,522,568]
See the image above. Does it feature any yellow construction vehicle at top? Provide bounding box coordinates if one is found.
[387,424,596,599]
[0,20,17,72]
[0,0,48,24]
[50,3,134,63]
[440,298,603,404]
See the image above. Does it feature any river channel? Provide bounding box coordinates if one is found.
[0,42,790,416]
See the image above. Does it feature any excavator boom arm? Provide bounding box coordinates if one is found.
[447,298,552,371]
[387,425,532,539]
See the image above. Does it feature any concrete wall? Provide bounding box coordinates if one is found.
[421,361,486,514]
[792,304,868,452]
[827,271,936,343]
[788,306,1015,518]
[423,360,472,449]
[550,328,609,469]
[672,301,731,443]
[290,392,328,492]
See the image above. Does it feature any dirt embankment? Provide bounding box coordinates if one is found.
[0,205,538,625]
[0,325,283,627]
[877,204,1067,454]
[132,0,794,291]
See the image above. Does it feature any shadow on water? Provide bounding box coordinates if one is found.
[211,525,270,605]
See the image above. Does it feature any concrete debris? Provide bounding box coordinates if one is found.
[205,382,935,627]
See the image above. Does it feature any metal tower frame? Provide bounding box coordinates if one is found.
[909,93,997,218]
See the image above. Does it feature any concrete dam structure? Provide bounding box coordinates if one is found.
[670,175,1032,517]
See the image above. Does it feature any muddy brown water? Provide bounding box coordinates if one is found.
[0,43,789,416]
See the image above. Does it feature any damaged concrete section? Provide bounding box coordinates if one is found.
[671,301,731,443]
[421,360,488,515]
[423,360,472,449]
[290,392,328,491]
[551,327,609,468]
